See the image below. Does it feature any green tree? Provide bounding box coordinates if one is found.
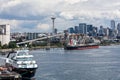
[8,41,17,48]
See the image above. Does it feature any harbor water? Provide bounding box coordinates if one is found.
[1,45,120,80]
[30,45,120,80]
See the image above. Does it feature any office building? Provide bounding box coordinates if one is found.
[68,27,75,33]
[92,27,98,37]
[111,20,116,30]
[26,33,39,40]
[87,25,93,32]
[99,26,104,36]
[117,23,120,38]
[0,24,10,45]
[74,26,79,33]
[79,23,87,34]
[117,23,120,36]
[104,28,109,37]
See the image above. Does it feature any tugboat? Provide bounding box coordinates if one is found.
[5,49,38,78]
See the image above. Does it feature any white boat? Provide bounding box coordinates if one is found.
[6,49,38,78]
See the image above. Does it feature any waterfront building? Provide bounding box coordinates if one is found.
[0,24,10,45]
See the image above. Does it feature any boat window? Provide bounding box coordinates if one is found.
[17,52,28,56]
[17,57,33,61]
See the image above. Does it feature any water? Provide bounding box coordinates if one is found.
[1,45,120,80]
[29,45,120,80]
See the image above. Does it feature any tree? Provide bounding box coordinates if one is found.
[8,41,17,48]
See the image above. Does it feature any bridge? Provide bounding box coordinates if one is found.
[16,33,64,45]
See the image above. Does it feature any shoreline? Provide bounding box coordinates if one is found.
[0,43,120,55]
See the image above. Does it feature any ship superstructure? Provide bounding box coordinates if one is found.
[6,49,38,78]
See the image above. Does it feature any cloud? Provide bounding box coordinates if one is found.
[36,23,51,32]
[65,0,88,4]
[0,0,22,12]
[0,0,120,32]
[0,19,21,30]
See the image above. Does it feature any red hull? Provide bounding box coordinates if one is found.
[64,45,99,50]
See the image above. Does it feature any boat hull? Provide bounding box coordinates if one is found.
[64,45,99,50]
[12,68,37,78]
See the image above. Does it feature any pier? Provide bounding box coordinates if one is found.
[0,66,21,80]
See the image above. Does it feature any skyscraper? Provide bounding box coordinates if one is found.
[111,20,115,30]
[99,26,104,36]
[111,20,117,39]
[87,25,93,33]
[68,27,74,33]
[117,23,120,37]
[79,23,87,34]
[74,26,79,33]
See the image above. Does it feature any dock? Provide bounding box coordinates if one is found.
[0,66,21,80]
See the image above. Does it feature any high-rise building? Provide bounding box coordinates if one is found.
[54,28,57,34]
[92,27,98,37]
[68,27,74,33]
[74,26,79,33]
[79,23,87,34]
[87,25,93,36]
[111,20,116,30]
[26,33,39,40]
[0,24,10,45]
[108,28,113,38]
[117,23,120,37]
[111,20,118,39]
[87,25,93,32]
[104,28,109,36]
[99,26,104,36]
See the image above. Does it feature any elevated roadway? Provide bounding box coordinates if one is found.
[16,33,64,45]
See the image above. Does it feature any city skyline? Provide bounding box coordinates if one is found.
[0,0,120,32]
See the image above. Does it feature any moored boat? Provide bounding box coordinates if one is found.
[5,49,38,78]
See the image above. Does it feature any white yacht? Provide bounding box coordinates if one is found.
[6,49,38,78]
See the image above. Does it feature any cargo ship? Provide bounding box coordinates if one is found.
[64,43,99,50]
[5,49,38,78]
[64,34,100,50]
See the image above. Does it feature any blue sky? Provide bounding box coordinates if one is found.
[0,0,120,32]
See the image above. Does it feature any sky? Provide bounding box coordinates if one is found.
[0,0,120,33]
